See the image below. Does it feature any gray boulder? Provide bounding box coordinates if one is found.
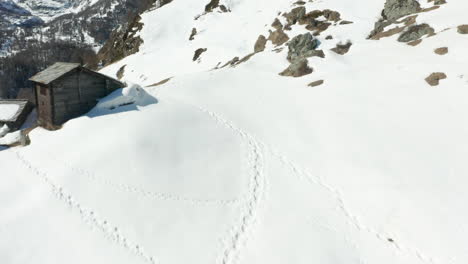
[287,33,322,62]
[284,7,306,25]
[458,25,468,34]
[397,23,434,42]
[382,0,421,21]
[254,35,267,52]
[279,59,313,77]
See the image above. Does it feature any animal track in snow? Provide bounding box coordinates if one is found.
[14,151,158,264]
[50,157,244,207]
[162,97,267,264]
[166,96,450,264]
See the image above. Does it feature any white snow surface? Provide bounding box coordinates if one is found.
[0,104,20,120]
[2,0,468,264]
[0,124,10,138]
[0,130,21,145]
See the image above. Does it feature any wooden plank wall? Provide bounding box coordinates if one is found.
[51,69,107,125]
[36,84,54,127]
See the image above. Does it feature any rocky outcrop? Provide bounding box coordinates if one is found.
[271,18,283,30]
[308,80,324,87]
[331,41,352,55]
[305,21,332,35]
[189,28,197,40]
[97,14,144,66]
[193,48,208,61]
[382,0,421,21]
[204,0,228,13]
[429,0,447,5]
[116,65,126,80]
[425,72,447,86]
[268,29,290,46]
[283,7,306,25]
[397,23,434,42]
[254,35,267,53]
[322,9,341,22]
[205,0,219,12]
[286,33,323,62]
[458,25,468,34]
[369,0,422,39]
[434,47,448,55]
[279,59,313,77]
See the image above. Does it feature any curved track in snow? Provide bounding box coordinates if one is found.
[13,150,159,264]
[164,96,447,264]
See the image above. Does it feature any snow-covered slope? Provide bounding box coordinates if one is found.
[12,0,99,22]
[2,0,468,264]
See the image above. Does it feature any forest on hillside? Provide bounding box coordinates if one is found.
[0,0,159,99]
[0,41,97,98]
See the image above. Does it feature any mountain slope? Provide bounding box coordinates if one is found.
[12,0,98,22]
[1,0,468,264]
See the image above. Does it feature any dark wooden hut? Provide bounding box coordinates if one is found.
[16,88,37,106]
[0,100,34,131]
[29,62,124,129]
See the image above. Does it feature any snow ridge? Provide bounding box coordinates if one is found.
[14,150,159,264]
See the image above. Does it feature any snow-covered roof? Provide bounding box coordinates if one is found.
[29,62,81,85]
[0,100,29,122]
[29,62,124,86]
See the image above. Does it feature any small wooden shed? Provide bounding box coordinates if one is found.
[29,62,124,129]
[0,100,34,131]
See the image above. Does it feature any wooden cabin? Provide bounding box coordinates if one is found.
[0,100,33,131]
[29,62,124,129]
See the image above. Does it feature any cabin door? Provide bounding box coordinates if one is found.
[36,85,53,126]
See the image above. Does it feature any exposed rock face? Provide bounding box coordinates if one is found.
[254,35,267,53]
[434,47,448,55]
[322,9,341,22]
[407,39,422,46]
[189,28,197,40]
[458,25,468,34]
[193,48,207,61]
[425,72,447,86]
[116,65,126,80]
[286,33,322,62]
[308,80,324,87]
[97,14,144,66]
[284,6,306,25]
[397,23,434,42]
[382,0,421,21]
[429,0,447,5]
[271,18,283,30]
[205,0,219,12]
[279,59,313,77]
[369,0,421,39]
[305,21,331,35]
[268,29,290,46]
[331,41,352,55]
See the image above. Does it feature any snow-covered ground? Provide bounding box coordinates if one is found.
[1,0,468,264]
[12,0,99,22]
